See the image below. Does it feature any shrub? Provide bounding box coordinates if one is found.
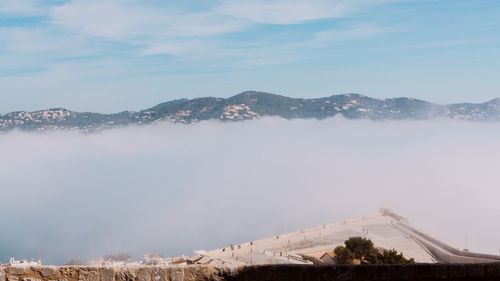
[333,237,414,264]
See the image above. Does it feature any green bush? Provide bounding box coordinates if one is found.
[334,237,414,264]
[333,245,353,264]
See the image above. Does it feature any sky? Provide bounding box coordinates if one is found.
[0,0,499,113]
[1,118,500,264]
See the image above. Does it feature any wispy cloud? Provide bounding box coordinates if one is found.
[311,24,395,45]
[0,0,48,16]
[0,27,80,54]
[46,0,397,58]
[0,0,402,68]
[44,0,251,61]
[214,0,402,25]
[50,0,246,39]
[141,40,216,57]
[214,0,353,25]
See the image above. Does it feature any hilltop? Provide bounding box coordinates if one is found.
[1,91,499,132]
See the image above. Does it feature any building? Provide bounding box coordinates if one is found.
[2,258,42,267]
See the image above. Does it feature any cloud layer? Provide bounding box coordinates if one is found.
[1,118,500,264]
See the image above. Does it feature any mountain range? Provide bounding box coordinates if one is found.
[1,91,499,132]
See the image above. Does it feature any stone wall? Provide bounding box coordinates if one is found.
[232,264,500,280]
[2,264,500,281]
[0,266,229,281]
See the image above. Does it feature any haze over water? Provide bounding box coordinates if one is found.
[1,118,499,264]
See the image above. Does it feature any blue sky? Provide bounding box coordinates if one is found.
[0,0,499,113]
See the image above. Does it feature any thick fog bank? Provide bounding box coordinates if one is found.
[1,118,500,263]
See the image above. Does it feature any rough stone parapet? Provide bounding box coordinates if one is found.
[234,264,500,280]
[0,267,228,281]
[2,263,500,281]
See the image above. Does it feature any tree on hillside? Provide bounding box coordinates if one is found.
[334,237,414,264]
[344,237,377,262]
[377,249,415,264]
[333,246,353,264]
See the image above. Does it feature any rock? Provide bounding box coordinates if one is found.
[466,264,485,278]
[371,265,390,280]
[22,277,41,281]
[433,264,448,279]
[116,268,136,281]
[486,263,500,278]
[183,266,219,281]
[448,264,466,279]
[100,268,115,281]
[7,268,27,276]
[136,268,151,281]
[40,267,57,278]
[352,265,372,280]
[148,268,161,281]
[391,265,410,280]
[0,268,5,281]
[58,267,77,280]
[170,268,184,281]
[6,276,19,281]
[273,265,302,281]
[78,268,100,281]
[413,264,434,279]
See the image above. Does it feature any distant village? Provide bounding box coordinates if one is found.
[1,254,190,268]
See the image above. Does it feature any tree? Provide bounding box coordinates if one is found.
[377,249,414,264]
[344,237,377,263]
[333,237,414,265]
[333,246,353,264]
